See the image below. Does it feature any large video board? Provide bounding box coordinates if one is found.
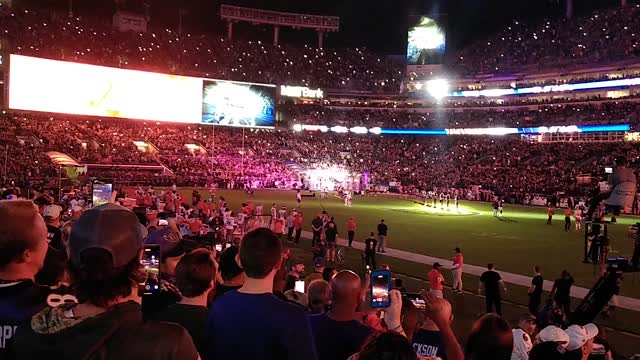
[407,16,446,66]
[8,54,275,127]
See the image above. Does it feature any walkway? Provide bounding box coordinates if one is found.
[301,230,640,312]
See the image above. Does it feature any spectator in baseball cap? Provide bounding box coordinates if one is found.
[43,204,65,253]
[14,203,198,360]
[564,324,598,360]
[284,256,305,292]
[305,257,325,291]
[536,325,570,348]
[0,200,50,360]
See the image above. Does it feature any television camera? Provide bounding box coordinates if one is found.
[571,222,640,325]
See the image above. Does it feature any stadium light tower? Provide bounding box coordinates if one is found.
[425,79,449,100]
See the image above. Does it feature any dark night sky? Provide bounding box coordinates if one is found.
[21,0,629,55]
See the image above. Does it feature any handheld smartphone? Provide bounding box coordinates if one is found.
[605,167,613,174]
[370,270,391,308]
[158,219,169,226]
[215,244,223,252]
[141,245,161,295]
[294,280,305,294]
[224,242,233,250]
[405,293,426,310]
[92,182,113,207]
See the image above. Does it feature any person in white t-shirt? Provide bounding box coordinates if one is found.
[574,206,583,231]
[270,204,277,229]
[296,190,302,205]
[278,206,287,220]
[224,211,236,242]
[255,204,264,216]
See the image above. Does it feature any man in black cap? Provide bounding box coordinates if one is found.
[14,203,198,359]
[428,263,445,298]
[284,257,305,292]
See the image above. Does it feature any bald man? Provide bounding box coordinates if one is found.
[308,270,374,360]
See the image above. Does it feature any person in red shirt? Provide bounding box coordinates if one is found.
[347,217,356,247]
[188,214,203,235]
[428,263,445,298]
[293,213,303,244]
[547,207,554,225]
[451,247,464,294]
[273,218,284,239]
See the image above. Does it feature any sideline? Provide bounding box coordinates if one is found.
[300,230,640,312]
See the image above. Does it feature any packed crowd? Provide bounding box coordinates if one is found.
[2,108,640,199]
[456,4,640,74]
[284,101,640,128]
[0,6,403,93]
[0,188,629,360]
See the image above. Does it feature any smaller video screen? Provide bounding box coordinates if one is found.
[201,79,276,128]
[92,183,113,207]
[407,16,446,65]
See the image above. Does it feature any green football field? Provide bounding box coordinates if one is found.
[175,188,640,352]
[197,188,639,300]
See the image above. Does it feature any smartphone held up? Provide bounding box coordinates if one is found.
[370,269,391,308]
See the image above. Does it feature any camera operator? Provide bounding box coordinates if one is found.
[14,204,198,359]
[587,157,637,220]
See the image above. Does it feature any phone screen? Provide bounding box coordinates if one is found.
[141,245,160,295]
[215,244,223,252]
[92,183,113,207]
[294,280,305,294]
[370,270,391,308]
[406,293,426,310]
[158,219,169,226]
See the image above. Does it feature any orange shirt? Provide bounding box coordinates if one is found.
[564,208,572,217]
[347,220,356,232]
[189,218,202,233]
[548,208,554,216]
[294,215,303,230]
[453,254,464,270]
[428,269,444,290]
[274,220,284,234]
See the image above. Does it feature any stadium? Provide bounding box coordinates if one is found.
[1,0,640,359]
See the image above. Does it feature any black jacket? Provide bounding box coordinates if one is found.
[14,301,198,360]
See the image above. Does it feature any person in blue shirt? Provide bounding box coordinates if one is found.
[207,228,317,360]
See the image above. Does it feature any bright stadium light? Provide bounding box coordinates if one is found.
[426,79,449,100]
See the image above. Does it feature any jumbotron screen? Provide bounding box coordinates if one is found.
[7,54,276,128]
[202,80,276,127]
[407,16,446,65]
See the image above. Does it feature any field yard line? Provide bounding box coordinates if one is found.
[301,231,640,312]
